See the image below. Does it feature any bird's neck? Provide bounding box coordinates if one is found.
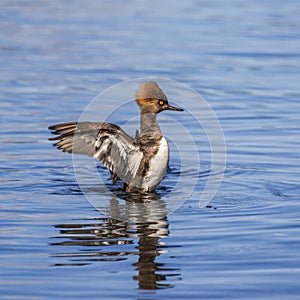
[139,112,162,137]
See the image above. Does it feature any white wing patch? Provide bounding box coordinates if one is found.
[129,151,143,178]
[94,130,143,185]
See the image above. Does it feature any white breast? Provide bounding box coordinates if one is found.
[143,137,169,191]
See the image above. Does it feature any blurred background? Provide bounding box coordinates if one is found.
[0,1,299,299]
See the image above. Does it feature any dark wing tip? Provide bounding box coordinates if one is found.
[48,122,77,131]
[48,122,102,157]
[48,122,78,138]
[48,122,76,146]
[48,124,56,130]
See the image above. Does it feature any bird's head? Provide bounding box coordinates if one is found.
[135,82,184,114]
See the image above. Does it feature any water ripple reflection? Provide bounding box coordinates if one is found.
[50,214,181,290]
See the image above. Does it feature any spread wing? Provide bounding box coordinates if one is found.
[49,122,143,183]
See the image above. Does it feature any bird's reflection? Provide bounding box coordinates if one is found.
[50,192,181,290]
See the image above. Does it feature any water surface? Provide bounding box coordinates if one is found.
[1,0,300,299]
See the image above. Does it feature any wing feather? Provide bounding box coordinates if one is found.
[49,122,143,184]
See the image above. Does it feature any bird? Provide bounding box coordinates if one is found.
[49,81,184,193]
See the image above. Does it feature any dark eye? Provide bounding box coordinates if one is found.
[158,100,165,106]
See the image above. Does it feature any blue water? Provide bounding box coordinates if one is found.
[1,0,300,299]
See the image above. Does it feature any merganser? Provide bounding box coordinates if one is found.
[49,81,183,192]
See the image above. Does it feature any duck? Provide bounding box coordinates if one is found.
[49,81,184,192]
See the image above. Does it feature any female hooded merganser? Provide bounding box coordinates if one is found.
[49,82,183,192]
